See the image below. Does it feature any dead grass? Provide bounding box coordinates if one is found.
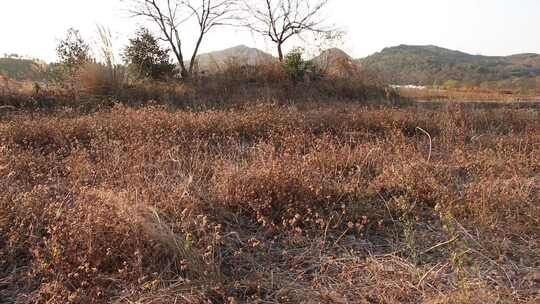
[0,100,539,303]
[400,87,540,103]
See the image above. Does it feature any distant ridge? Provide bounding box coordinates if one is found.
[190,45,360,76]
[190,45,275,74]
[357,44,540,88]
[0,56,47,81]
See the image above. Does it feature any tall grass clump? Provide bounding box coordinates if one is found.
[74,26,126,96]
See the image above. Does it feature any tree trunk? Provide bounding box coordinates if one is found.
[189,32,205,76]
[176,56,189,79]
[172,30,190,79]
[277,43,284,62]
[180,66,189,79]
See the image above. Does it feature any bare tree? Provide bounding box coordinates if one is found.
[124,0,237,78]
[240,0,333,61]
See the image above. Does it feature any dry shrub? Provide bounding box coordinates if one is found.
[0,77,57,110]
[31,189,208,302]
[188,61,289,105]
[75,62,125,96]
[201,60,287,87]
[115,81,192,106]
[2,58,400,111]
[213,137,384,234]
[304,62,402,104]
[0,75,24,95]
[458,175,539,234]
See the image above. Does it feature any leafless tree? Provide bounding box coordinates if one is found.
[124,0,238,78]
[240,0,333,61]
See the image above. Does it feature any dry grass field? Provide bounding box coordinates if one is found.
[399,87,540,104]
[1,92,539,303]
[2,0,540,302]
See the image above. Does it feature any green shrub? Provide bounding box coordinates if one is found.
[282,48,311,84]
[55,28,91,78]
[123,28,176,81]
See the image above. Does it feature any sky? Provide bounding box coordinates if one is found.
[1,0,539,62]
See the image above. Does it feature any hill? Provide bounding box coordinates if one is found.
[311,48,358,76]
[0,56,48,81]
[191,45,275,74]
[190,46,361,78]
[358,45,540,91]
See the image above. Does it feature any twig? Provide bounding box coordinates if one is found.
[420,236,458,256]
[416,127,432,162]
[417,262,448,288]
[0,105,17,111]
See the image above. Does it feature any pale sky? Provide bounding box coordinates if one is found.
[1,0,539,62]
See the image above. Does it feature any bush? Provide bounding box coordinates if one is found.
[55,28,91,80]
[123,28,176,81]
[282,48,311,84]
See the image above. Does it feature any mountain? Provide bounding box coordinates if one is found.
[191,45,360,77]
[311,48,357,76]
[358,45,540,90]
[191,45,275,74]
